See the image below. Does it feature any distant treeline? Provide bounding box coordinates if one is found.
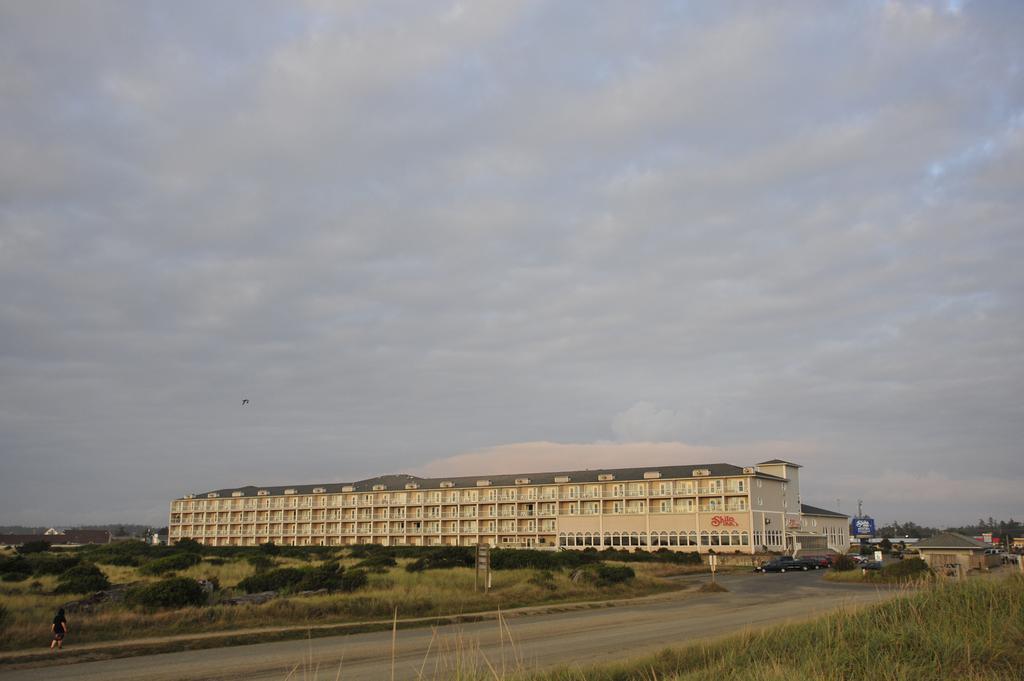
[879,517,1022,540]
[0,524,160,537]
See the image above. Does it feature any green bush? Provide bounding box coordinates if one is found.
[260,542,280,555]
[880,558,930,581]
[297,562,346,591]
[339,568,368,592]
[54,564,111,594]
[237,567,307,594]
[594,564,635,585]
[356,555,397,572]
[171,538,203,554]
[0,556,31,576]
[0,602,8,629]
[24,553,82,576]
[491,549,584,571]
[528,570,558,591]
[128,577,207,609]
[16,540,51,554]
[139,552,202,575]
[832,554,858,571]
[237,562,364,594]
[246,554,277,572]
[349,544,391,559]
[1,572,28,582]
[403,547,475,572]
[80,540,157,566]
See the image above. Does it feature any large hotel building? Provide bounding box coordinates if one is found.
[169,459,849,554]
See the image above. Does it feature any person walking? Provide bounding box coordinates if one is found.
[50,608,67,650]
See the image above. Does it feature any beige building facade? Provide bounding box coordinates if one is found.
[168,459,848,554]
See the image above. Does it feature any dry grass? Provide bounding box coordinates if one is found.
[274,575,1024,681]
[0,559,680,652]
[275,575,1024,681]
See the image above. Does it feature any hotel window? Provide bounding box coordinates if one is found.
[659,500,671,513]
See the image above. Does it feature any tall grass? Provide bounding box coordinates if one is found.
[530,574,1024,681]
[0,562,677,652]
[275,576,1022,681]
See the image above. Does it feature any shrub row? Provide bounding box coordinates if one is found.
[236,563,367,594]
[404,547,476,572]
[138,552,202,576]
[0,552,82,578]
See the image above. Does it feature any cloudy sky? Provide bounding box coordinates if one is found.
[1,1,1021,528]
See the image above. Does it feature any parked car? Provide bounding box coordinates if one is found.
[861,561,883,570]
[757,557,817,573]
[803,555,833,568]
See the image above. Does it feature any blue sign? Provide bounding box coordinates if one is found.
[851,517,875,537]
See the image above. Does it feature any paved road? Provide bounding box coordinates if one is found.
[0,572,896,681]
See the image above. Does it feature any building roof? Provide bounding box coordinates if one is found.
[914,532,990,551]
[183,462,788,499]
[757,459,803,468]
[800,503,847,518]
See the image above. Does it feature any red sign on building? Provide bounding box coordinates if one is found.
[710,515,738,527]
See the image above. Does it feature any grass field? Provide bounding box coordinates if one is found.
[522,573,1024,681]
[0,549,684,652]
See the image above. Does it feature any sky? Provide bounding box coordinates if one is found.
[1,1,1021,529]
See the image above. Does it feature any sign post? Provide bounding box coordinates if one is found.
[475,543,490,594]
[709,552,717,584]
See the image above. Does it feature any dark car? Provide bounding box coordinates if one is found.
[757,557,816,573]
[803,555,832,568]
[861,561,883,570]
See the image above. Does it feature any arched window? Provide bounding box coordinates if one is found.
[558,533,566,547]
[700,531,709,546]
[731,530,740,546]
[668,531,678,546]
[630,532,640,546]
[689,531,698,546]
[710,531,721,546]
[741,531,749,546]
[604,532,612,547]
